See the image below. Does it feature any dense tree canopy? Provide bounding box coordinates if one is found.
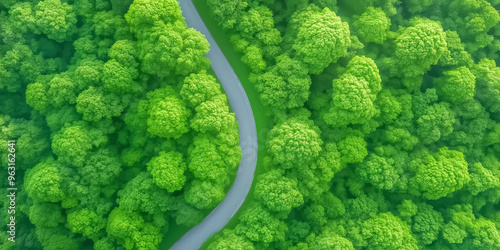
[0,0,241,249]
[352,7,390,44]
[147,151,187,192]
[206,0,500,249]
[254,54,312,109]
[411,147,470,200]
[267,118,323,169]
[287,5,351,75]
[255,170,304,213]
[386,18,447,80]
[1,0,500,249]
[324,56,382,127]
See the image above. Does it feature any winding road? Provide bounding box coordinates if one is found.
[171,1,258,249]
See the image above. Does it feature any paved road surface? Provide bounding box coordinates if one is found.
[171,1,258,249]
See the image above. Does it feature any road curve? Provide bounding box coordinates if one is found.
[171,1,258,249]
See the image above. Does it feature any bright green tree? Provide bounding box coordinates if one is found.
[435,66,476,104]
[387,18,447,79]
[147,151,187,192]
[289,5,351,74]
[254,170,304,213]
[24,157,66,203]
[353,7,390,44]
[35,0,77,42]
[411,147,470,200]
[267,119,323,169]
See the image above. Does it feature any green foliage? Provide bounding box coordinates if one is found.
[374,90,402,125]
[357,153,398,190]
[387,18,447,79]
[205,0,500,249]
[29,203,64,228]
[3,0,500,249]
[442,0,500,53]
[267,119,323,169]
[67,208,106,240]
[9,2,37,34]
[117,172,171,214]
[416,102,456,144]
[466,162,500,195]
[242,45,267,72]
[79,149,121,186]
[403,0,433,14]
[397,199,418,221]
[435,66,476,104]
[94,237,115,250]
[24,157,66,203]
[147,151,187,192]
[283,141,342,199]
[1,0,242,249]
[25,82,49,112]
[137,23,210,77]
[235,204,287,243]
[93,11,128,37]
[139,86,191,139]
[306,233,354,250]
[411,203,444,245]
[439,31,475,67]
[102,59,139,94]
[35,226,83,250]
[324,56,381,127]
[474,58,500,113]
[0,116,50,166]
[52,125,105,166]
[75,87,114,121]
[286,220,311,244]
[207,0,248,30]
[255,170,304,213]
[254,55,311,109]
[106,207,162,250]
[187,135,225,181]
[125,0,182,34]
[441,205,500,248]
[191,94,237,133]
[337,135,368,165]
[35,0,77,42]
[411,147,470,200]
[181,71,223,108]
[47,74,79,108]
[124,0,212,78]
[207,229,254,250]
[353,7,390,44]
[170,197,206,228]
[185,180,225,210]
[288,5,351,74]
[362,213,418,249]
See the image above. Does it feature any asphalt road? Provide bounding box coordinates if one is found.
[170,1,258,249]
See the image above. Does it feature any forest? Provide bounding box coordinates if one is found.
[203,0,500,249]
[0,0,242,249]
[0,0,499,249]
